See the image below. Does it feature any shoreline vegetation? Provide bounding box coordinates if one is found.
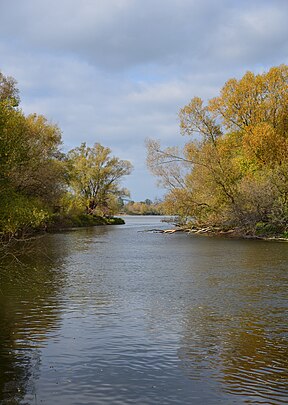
[0,215,125,244]
[139,215,288,241]
[146,65,288,241]
[151,226,288,241]
[47,214,125,231]
[1,65,288,246]
[0,70,132,245]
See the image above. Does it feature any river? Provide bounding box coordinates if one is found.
[0,216,287,404]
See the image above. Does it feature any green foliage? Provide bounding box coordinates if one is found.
[0,189,49,238]
[105,217,125,225]
[0,72,63,238]
[0,70,132,241]
[48,213,125,230]
[67,142,132,216]
[255,222,279,236]
[122,199,163,215]
[7,113,65,206]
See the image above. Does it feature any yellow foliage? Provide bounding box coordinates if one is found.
[147,65,288,233]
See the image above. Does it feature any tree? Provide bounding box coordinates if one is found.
[147,65,288,234]
[0,71,65,239]
[122,199,163,215]
[0,71,20,106]
[146,139,188,191]
[8,113,65,207]
[67,142,132,216]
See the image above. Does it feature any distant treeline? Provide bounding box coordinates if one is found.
[0,71,132,241]
[147,65,288,237]
[119,198,164,215]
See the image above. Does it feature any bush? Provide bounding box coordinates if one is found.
[105,217,125,225]
[47,214,125,230]
[0,190,49,238]
[255,222,279,236]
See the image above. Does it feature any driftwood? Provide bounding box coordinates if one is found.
[138,226,288,241]
[188,227,235,234]
[138,228,184,234]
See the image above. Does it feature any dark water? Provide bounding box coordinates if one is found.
[0,216,287,404]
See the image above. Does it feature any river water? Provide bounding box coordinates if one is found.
[0,216,287,404]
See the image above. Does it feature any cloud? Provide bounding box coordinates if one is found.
[2,0,288,71]
[0,0,288,199]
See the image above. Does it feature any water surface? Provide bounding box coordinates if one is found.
[0,216,287,404]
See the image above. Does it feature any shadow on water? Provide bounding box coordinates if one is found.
[0,234,69,404]
[0,226,111,404]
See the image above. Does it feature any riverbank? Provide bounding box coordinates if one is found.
[47,213,125,232]
[154,224,288,241]
[0,214,125,243]
[186,226,288,241]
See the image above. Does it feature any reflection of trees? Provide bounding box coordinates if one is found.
[179,305,288,403]
[220,316,288,403]
[0,235,67,404]
[178,242,288,404]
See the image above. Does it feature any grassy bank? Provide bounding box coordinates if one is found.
[47,214,125,231]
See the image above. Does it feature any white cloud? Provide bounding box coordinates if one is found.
[0,0,287,199]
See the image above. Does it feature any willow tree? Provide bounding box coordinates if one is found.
[147,65,288,233]
[67,142,132,216]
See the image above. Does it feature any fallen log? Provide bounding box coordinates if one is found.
[138,229,164,233]
[138,228,184,234]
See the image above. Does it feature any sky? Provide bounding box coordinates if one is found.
[0,0,288,201]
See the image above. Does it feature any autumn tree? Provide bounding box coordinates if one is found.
[0,71,65,239]
[207,65,288,230]
[122,199,163,215]
[8,114,65,207]
[0,71,20,106]
[147,65,288,234]
[67,142,132,216]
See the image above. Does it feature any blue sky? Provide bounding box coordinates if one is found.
[1,0,287,200]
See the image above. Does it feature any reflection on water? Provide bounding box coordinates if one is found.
[0,217,287,404]
[0,236,67,403]
[178,238,288,404]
